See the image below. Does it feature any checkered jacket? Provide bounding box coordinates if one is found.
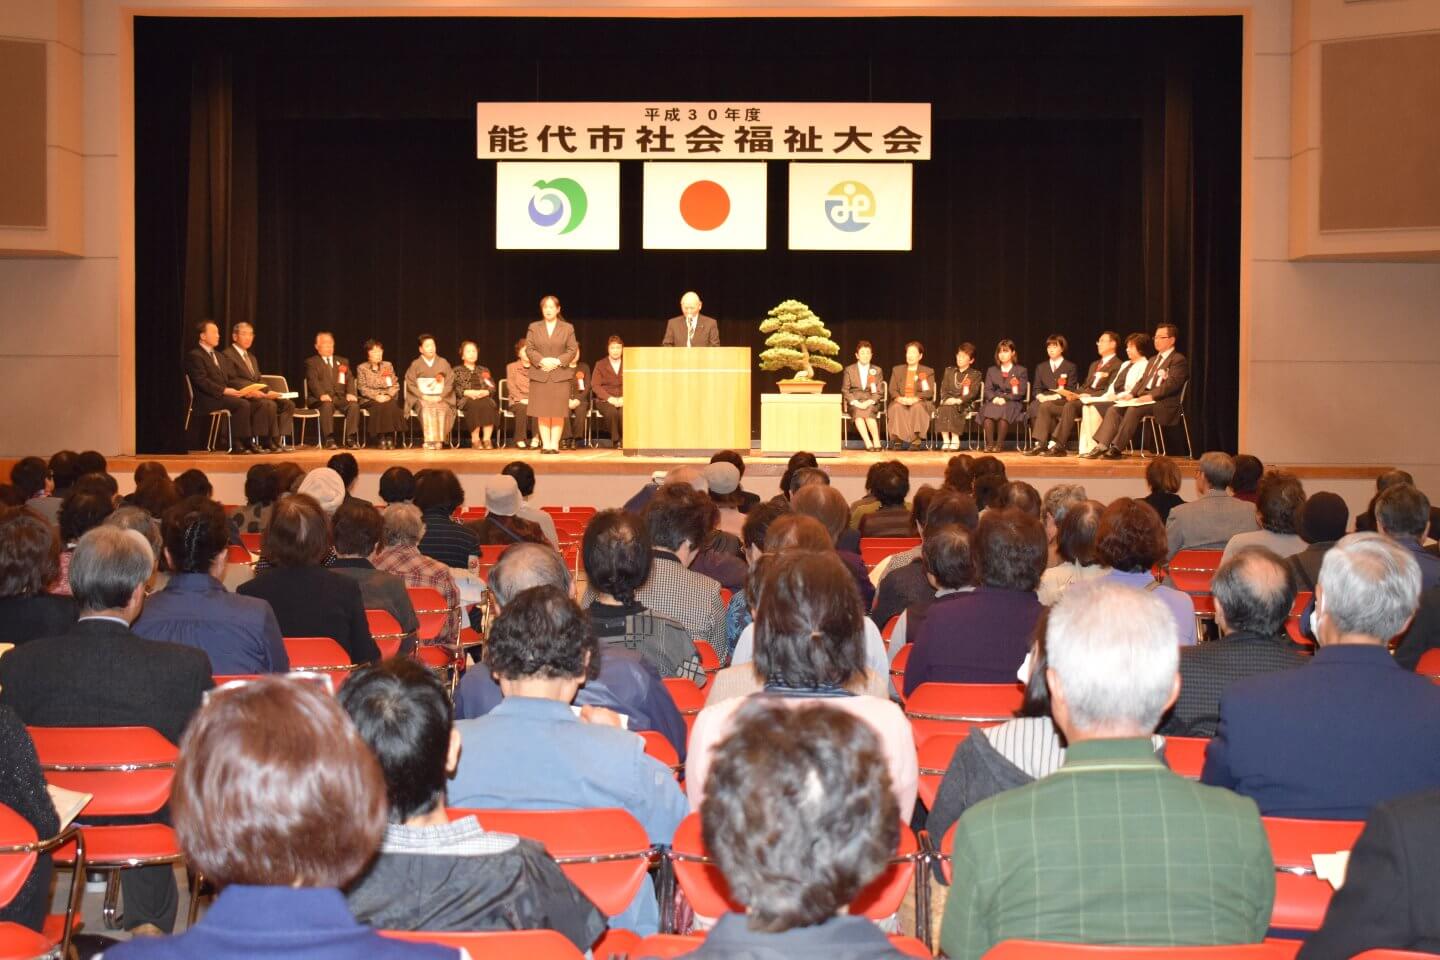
[373,545,462,644]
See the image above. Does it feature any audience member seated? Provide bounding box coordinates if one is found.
[238,494,379,665]
[466,476,547,546]
[133,496,289,674]
[450,585,687,934]
[583,510,704,686]
[1231,454,1264,504]
[1160,547,1307,738]
[500,461,560,548]
[103,677,456,960]
[1165,452,1260,559]
[857,461,918,538]
[973,473,1006,514]
[940,581,1274,960]
[866,484,938,587]
[0,706,60,934]
[614,482,726,657]
[8,456,50,512]
[685,492,750,595]
[339,659,606,947]
[709,449,760,513]
[1222,470,1307,562]
[452,542,686,756]
[173,468,212,501]
[1040,482,1087,565]
[379,466,416,507]
[296,465,345,520]
[104,506,164,570]
[330,500,420,656]
[1203,533,1440,819]
[1371,482,1440,590]
[1141,455,1186,524]
[886,525,975,655]
[687,550,917,821]
[871,489,978,629]
[132,476,181,526]
[0,507,77,645]
[730,515,890,682]
[704,461,746,538]
[724,500,789,653]
[1037,500,1106,606]
[689,699,910,959]
[413,469,479,570]
[903,508,1046,697]
[49,487,114,595]
[1356,468,1440,539]
[373,503,463,648]
[229,463,279,540]
[28,450,77,527]
[324,452,368,510]
[1288,491,1348,593]
[0,526,211,936]
[994,480,1042,518]
[1296,789,1440,960]
[774,452,819,507]
[792,483,876,609]
[847,461,884,529]
[1092,497,1198,647]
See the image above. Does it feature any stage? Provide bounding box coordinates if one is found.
[48,448,1389,519]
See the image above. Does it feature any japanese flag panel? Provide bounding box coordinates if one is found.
[788,163,912,251]
[495,162,620,250]
[642,162,768,250]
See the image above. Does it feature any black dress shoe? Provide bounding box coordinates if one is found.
[323,439,338,450]
[1078,448,1103,460]
[230,445,253,455]
[1102,447,1123,460]
[345,438,360,450]
[1023,445,1044,457]
[1044,447,1066,457]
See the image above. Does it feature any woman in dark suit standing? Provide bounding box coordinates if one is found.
[524,295,579,455]
[936,342,984,451]
[981,339,1029,452]
[886,341,936,451]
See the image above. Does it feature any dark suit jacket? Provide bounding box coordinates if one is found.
[305,354,354,402]
[1160,630,1309,737]
[1028,358,1079,416]
[1394,582,1440,671]
[886,364,937,404]
[662,314,719,347]
[185,346,231,402]
[841,362,885,406]
[0,594,78,647]
[569,362,592,405]
[1078,355,1123,396]
[592,357,623,401]
[1134,350,1189,425]
[1202,644,1440,820]
[0,618,213,746]
[903,586,1040,696]
[237,566,380,665]
[218,345,266,389]
[524,320,579,384]
[1297,789,1440,960]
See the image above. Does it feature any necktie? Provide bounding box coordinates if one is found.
[209,350,219,368]
[687,320,695,348]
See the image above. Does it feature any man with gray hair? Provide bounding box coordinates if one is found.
[451,542,686,755]
[940,580,1274,960]
[1203,533,1440,819]
[1161,547,1309,737]
[1164,451,1259,560]
[372,502,462,646]
[1042,482,1087,566]
[0,526,212,936]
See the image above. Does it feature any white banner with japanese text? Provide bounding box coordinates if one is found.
[788,163,913,251]
[495,162,620,250]
[477,102,930,161]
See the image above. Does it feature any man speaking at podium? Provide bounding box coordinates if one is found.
[661,291,720,347]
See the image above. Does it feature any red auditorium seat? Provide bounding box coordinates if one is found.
[1263,816,1364,933]
[904,682,1025,745]
[631,931,933,957]
[365,608,407,659]
[860,537,921,570]
[1162,736,1210,779]
[0,803,84,958]
[282,636,353,676]
[382,928,584,958]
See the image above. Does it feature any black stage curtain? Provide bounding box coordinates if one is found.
[135,16,1240,454]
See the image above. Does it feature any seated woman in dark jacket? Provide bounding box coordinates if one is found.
[133,496,289,675]
[856,462,918,539]
[237,494,379,665]
[0,706,61,933]
[0,507,77,646]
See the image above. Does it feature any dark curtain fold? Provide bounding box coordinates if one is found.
[135,16,1240,454]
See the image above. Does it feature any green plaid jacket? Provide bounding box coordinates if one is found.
[941,737,1275,960]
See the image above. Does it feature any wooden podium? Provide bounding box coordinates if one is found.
[623,347,751,456]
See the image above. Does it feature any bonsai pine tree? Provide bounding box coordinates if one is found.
[757,299,843,380]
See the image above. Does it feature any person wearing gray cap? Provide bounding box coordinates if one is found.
[463,476,547,547]
[704,461,745,538]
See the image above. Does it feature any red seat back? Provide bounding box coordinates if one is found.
[904,682,1024,745]
[1416,647,1440,679]
[238,532,262,555]
[1167,549,1224,594]
[1162,736,1210,779]
[639,730,682,780]
[1263,816,1365,932]
[669,811,918,920]
[916,731,968,810]
[446,808,654,917]
[224,543,252,564]
[694,639,721,675]
[661,676,706,715]
[28,726,177,818]
[365,609,406,659]
[0,805,40,908]
[283,636,352,673]
[382,929,584,958]
[859,537,921,569]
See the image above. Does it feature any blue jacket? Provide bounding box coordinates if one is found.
[132,573,288,675]
[1202,644,1440,820]
[102,885,457,959]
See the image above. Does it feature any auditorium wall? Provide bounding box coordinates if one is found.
[1,0,1437,497]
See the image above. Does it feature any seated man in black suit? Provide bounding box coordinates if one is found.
[1202,533,1440,820]
[219,321,295,451]
[1023,334,1078,456]
[1084,322,1189,460]
[1160,546,1308,737]
[184,319,262,454]
[1298,789,1440,959]
[0,526,213,936]
[303,330,359,449]
[560,356,591,450]
[1029,331,1122,457]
